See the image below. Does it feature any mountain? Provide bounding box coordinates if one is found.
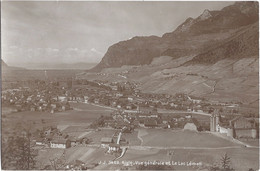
[1,59,26,70]
[91,1,258,71]
[15,62,97,70]
[80,2,258,105]
[1,59,8,68]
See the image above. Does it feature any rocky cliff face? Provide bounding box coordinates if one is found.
[90,1,258,72]
[185,22,259,65]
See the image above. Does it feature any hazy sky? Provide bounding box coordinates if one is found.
[2,1,234,66]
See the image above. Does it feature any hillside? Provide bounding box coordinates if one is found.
[185,22,259,65]
[91,1,258,71]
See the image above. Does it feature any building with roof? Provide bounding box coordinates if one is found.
[183,123,198,131]
[50,138,71,149]
[229,116,257,138]
[212,112,258,139]
[144,118,158,128]
[108,144,121,152]
[101,137,113,148]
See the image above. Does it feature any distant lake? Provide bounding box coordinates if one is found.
[2,69,84,82]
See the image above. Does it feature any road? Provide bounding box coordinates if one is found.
[126,145,259,150]
[157,109,212,116]
[73,101,222,117]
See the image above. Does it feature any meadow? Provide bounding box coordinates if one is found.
[138,129,238,148]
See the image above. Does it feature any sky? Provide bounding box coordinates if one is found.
[1,1,234,66]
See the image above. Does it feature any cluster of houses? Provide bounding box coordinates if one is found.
[2,78,245,118]
[91,107,206,133]
[33,126,89,149]
[1,86,72,114]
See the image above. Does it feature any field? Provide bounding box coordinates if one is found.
[87,129,116,144]
[36,147,114,168]
[2,102,259,171]
[138,129,238,148]
[1,103,113,139]
[35,128,259,170]
[123,131,142,146]
[121,129,259,170]
[118,147,259,171]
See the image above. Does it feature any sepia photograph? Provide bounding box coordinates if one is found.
[1,1,259,170]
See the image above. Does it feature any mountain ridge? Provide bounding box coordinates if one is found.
[90,1,258,72]
[79,2,259,105]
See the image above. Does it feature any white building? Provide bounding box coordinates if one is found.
[50,139,71,149]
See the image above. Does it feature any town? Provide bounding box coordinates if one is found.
[2,77,259,170]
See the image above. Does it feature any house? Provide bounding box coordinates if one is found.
[50,109,55,114]
[61,103,70,111]
[57,96,67,102]
[134,89,140,93]
[51,103,57,109]
[30,106,36,111]
[170,103,178,108]
[116,93,123,97]
[160,101,168,106]
[111,85,118,91]
[187,108,192,112]
[111,101,117,107]
[44,129,51,136]
[108,144,120,152]
[50,138,71,149]
[35,138,45,146]
[185,115,192,119]
[229,116,257,138]
[144,118,157,128]
[69,137,79,147]
[229,116,255,129]
[84,96,89,103]
[126,104,132,110]
[44,126,58,136]
[94,99,99,104]
[138,106,156,114]
[101,137,113,148]
[128,97,134,102]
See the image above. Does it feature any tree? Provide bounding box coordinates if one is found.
[220,153,231,170]
[210,153,234,171]
[2,134,37,170]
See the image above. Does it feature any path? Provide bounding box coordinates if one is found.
[157,109,212,116]
[114,147,127,160]
[137,129,148,146]
[78,131,92,138]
